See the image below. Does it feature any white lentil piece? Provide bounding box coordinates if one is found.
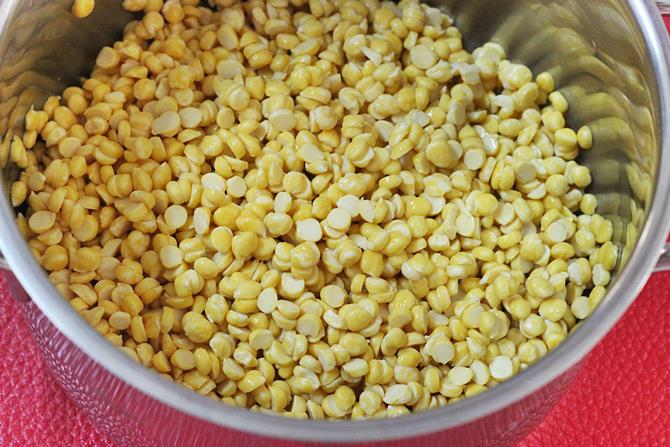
[489,356,514,381]
[257,288,278,314]
[410,45,437,70]
[295,218,323,242]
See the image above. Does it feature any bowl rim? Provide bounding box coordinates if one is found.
[1,0,670,443]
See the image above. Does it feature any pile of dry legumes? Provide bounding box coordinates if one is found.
[10,0,617,419]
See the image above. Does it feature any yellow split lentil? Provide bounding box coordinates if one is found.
[71,0,95,18]
[12,0,616,421]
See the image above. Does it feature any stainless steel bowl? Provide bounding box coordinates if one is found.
[1,0,670,445]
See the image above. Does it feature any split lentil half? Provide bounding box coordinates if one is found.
[71,0,96,19]
[10,0,616,420]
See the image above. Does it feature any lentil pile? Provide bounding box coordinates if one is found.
[11,0,617,420]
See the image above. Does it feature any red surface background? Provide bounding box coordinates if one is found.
[3,15,670,447]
